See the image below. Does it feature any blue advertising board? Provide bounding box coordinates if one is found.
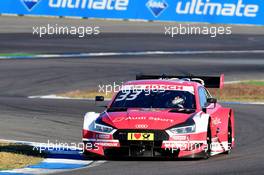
[0,0,263,25]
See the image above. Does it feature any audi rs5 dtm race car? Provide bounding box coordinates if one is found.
[82,74,235,159]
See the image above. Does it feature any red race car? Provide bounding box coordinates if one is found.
[82,74,235,159]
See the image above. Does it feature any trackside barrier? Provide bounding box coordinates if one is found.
[0,0,263,25]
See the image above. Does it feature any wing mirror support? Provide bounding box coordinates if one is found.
[207,97,217,104]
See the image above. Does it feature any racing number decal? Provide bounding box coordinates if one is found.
[127,133,154,141]
[115,91,141,101]
[115,91,129,101]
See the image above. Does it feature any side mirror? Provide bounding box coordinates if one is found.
[95,96,104,102]
[203,98,217,113]
[95,96,107,108]
[207,98,217,104]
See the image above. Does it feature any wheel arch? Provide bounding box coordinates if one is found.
[229,109,235,146]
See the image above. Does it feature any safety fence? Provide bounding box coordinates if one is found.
[0,0,263,25]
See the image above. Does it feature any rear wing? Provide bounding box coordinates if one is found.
[136,74,224,89]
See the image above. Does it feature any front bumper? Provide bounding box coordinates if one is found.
[83,129,208,158]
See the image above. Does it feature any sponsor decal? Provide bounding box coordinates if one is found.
[212,117,221,125]
[149,116,174,123]
[176,0,259,17]
[97,134,111,139]
[112,116,174,123]
[49,0,129,11]
[112,117,128,123]
[212,137,218,142]
[128,133,154,141]
[121,84,194,94]
[172,135,189,141]
[21,0,41,11]
[146,0,168,17]
[96,142,119,147]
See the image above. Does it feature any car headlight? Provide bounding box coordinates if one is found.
[91,122,114,133]
[169,125,196,134]
[89,115,114,133]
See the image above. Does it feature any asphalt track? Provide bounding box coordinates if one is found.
[0,16,264,175]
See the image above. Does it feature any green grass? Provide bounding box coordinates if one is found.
[0,53,35,57]
[242,80,264,86]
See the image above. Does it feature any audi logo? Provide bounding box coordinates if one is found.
[135,124,149,129]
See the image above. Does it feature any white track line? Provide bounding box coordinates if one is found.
[28,94,94,100]
[43,159,90,164]
[1,50,264,59]
[28,94,112,101]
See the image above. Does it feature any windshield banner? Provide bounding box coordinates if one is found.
[0,0,263,25]
[121,85,195,94]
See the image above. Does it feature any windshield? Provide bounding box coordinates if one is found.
[111,90,196,109]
